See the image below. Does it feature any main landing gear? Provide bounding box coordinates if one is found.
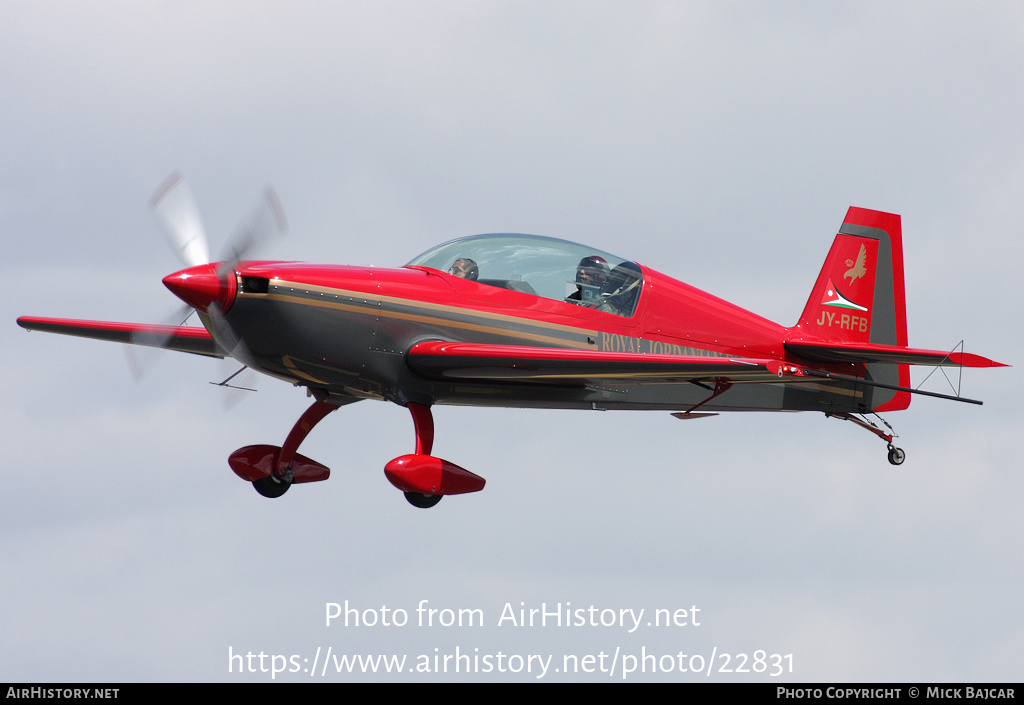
[383,402,486,509]
[827,412,906,466]
[229,400,340,498]
[227,399,486,507]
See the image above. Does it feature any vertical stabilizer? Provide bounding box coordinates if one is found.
[796,208,910,411]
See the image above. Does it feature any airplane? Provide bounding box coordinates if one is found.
[17,175,1007,508]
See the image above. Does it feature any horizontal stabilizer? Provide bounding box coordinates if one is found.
[785,340,1007,368]
[16,316,223,358]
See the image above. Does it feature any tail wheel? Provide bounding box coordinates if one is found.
[404,492,442,509]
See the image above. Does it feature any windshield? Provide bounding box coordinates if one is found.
[406,233,643,317]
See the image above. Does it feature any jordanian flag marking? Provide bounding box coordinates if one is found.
[821,278,868,312]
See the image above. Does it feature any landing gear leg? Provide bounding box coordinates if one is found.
[402,402,442,509]
[248,400,340,498]
[827,412,906,466]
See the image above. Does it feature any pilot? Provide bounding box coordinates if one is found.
[598,261,643,316]
[448,258,479,281]
[566,255,609,304]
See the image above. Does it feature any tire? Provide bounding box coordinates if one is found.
[253,475,291,498]
[404,492,442,509]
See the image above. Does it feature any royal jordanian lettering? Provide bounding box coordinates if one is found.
[598,332,725,357]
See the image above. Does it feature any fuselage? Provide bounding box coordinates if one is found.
[213,251,861,413]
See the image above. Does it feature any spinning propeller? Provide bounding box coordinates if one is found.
[128,172,286,384]
[150,172,210,268]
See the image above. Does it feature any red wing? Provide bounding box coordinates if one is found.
[405,341,778,384]
[785,340,1007,368]
[17,316,224,358]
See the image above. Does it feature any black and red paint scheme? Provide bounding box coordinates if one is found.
[18,205,1006,507]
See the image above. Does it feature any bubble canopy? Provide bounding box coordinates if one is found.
[406,233,643,316]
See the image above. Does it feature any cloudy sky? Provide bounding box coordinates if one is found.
[3,1,1021,682]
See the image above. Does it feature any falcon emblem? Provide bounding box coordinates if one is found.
[844,244,868,284]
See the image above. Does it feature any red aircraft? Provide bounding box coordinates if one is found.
[17,176,1007,508]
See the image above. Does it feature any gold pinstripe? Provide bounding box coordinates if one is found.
[253,280,602,349]
[274,280,599,333]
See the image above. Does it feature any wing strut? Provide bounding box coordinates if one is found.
[770,358,985,405]
[913,340,969,400]
[799,367,983,405]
